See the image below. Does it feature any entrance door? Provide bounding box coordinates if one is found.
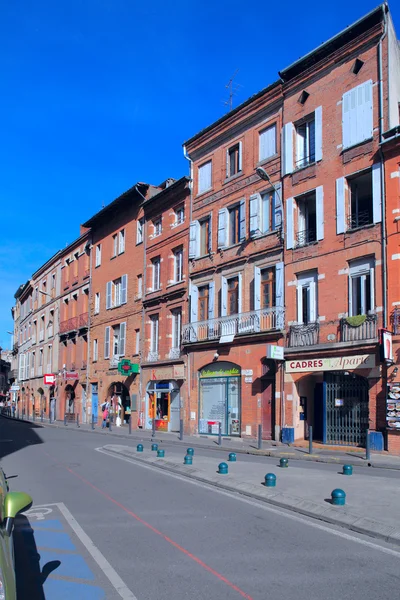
[92,384,98,422]
[314,383,324,441]
[261,379,274,439]
[324,373,369,446]
[227,377,240,435]
[170,389,180,431]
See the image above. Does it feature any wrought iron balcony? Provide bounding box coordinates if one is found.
[288,322,319,347]
[78,312,89,329]
[347,210,373,231]
[340,314,377,342]
[182,307,284,344]
[392,308,400,334]
[295,228,316,248]
[60,317,78,334]
[169,348,181,359]
[146,351,159,362]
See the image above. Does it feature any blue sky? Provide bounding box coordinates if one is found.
[0,0,398,347]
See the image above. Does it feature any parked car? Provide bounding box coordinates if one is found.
[0,468,32,599]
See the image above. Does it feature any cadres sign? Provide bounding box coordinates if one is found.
[285,354,376,373]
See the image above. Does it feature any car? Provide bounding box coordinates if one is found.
[0,468,32,599]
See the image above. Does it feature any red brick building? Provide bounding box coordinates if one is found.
[140,177,190,432]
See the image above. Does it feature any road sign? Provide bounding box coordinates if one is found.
[44,374,56,385]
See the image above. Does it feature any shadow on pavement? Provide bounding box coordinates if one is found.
[0,416,44,460]
[14,515,45,600]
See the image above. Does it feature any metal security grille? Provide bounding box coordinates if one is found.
[325,372,369,446]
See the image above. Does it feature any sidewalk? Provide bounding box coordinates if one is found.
[102,442,400,547]
[4,414,400,470]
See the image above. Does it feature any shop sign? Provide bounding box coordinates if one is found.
[65,371,79,380]
[242,369,253,376]
[173,364,185,379]
[244,377,253,383]
[199,361,241,378]
[286,354,376,373]
[381,329,393,362]
[10,385,20,391]
[151,367,174,380]
[266,345,284,360]
[117,359,140,376]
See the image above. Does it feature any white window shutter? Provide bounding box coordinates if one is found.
[309,280,316,322]
[238,272,243,313]
[221,277,228,316]
[189,221,200,258]
[275,262,284,329]
[254,267,261,310]
[249,194,261,237]
[315,106,323,162]
[273,184,282,230]
[259,125,276,161]
[119,322,126,356]
[238,141,243,172]
[286,197,294,249]
[336,177,346,234]
[372,162,382,224]
[104,326,110,359]
[208,281,215,320]
[121,274,127,304]
[370,267,375,311]
[106,281,112,309]
[208,216,212,253]
[189,282,198,322]
[217,208,228,248]
[316,186,324,241]
[239,199,246,241]
[342,88,353,148]
[361,80,373,142]
[348,275,353,317]
[282,123,294,175]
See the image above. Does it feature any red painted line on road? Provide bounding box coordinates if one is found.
[42,451,253,600]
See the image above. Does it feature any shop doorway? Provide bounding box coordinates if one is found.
[146,381,180,432]
[198,361,241,436]
[261,360,276,440]
[65,385,75,414]
[91,383,98,422]
[107,382,130,426]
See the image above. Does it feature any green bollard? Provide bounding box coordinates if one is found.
[280,458,289,468]
[228,452,237,462]
[331,489,346,506]
[218,462,228,475]
[151,443,158,451]
[343,464,353,476]
[184,454,193,465]
[186,447,194,456]
[157,449,165,458]
[137,444,144,452]
[265,473,276,487]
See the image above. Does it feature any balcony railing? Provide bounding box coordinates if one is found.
[78,312,89,329]
[39,329,44,342]
[60,317,78,334]
[347,210,373,231]
[392,308,400,334]
[182,307,284,344]
[295,228,316,248]
[169,348,181,359]
[147,351,159,362]
[340,314,377,342]
[288,322,319,347]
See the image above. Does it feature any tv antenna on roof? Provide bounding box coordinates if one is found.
[222,69,242,112]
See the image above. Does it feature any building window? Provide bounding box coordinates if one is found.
[171,308,182,349]
[200,217,211,256]
[198,285,209,321]
[137,274,143,298]
[51,273,56,289]
[259,125,276,162]
[342,80,373,149]
[118,229,125,254]
[198,160,212,194]
[95,244,101,267]
[150,315,159,353]
[348,259,374,316]
[152,258,160,291]
[228,277,239,316]
[137,218,144,244]
[348,170,373,229]
[153,218,162,237]
[47,345,52,371]
[260,190,274,234]
[296,116,315,168]
[261,268,275,308]
[93,339,98,362]
[112,234,117,258]
[106,275,128,309]
[94,292,100,314]
[111,322,126,357]
[135,329,140,354]
[226,143,242,178]
[296,272,317,324]
[296,191,316,247]
[174,248,183,283]
[174,205,185,225]
[229,205,241,246]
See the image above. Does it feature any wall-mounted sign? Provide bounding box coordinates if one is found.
[381,329,393,362]
[199,361,241,378]
[44,374,56,385]
[286,354,376,373]
[267,345,284,360]
[117,359,140,376]
[65,371,79,380]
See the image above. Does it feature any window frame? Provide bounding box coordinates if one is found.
[296,272,318,324]
[93,338,98,362]
[348,258,375,317]
[171,308,182,349]
[226,142,242,179]
[112,234,117,258]
[152,258,161,291]
[198,160,212,195]
[95,244,102,267]
[295,115,316,169]
[228,204,241,246]
[259,124,277,162]
[94,292,100,315]
[173,248,184,283]
[136,218,144,244]
[118,229,125,254]
[174,205,185,226]
[150,314,159,353]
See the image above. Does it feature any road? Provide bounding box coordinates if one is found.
[1,417,400,600]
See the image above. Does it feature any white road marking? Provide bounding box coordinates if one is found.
[24,507,53,520]
[26,502,138,599]
[97,447,400,559]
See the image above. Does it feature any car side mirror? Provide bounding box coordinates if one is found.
[4,492,32,536]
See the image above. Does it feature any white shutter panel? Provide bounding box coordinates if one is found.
[336,177,346,234]
[226,148,230,178]
[19,354,24,380]
[190,282,198,322]
[26,352,30,380]
[208,281,215,319]
[238,272,243,313]
[286,197,294,249]
[282,122,294,175]
[342,88,353,148]
[217,208,228,248]
[189,221,200,258]
[275,262,284,329]
[259,130,267,161]
[315,106,323,162]
[239,199,246,241]
[198,165,204,193]
[104,326,110,359]
[370,267,375,311]
[121,275,127,304]
[361,80,373,143]
[238,141,243,172]
[106,281,112,309]
[119,322,126,356]
[273,184,282,230]
[254,267,261,310]
[316,186,324,241]
[372,162,382,224]
[348,275,353,317]
[309,280,316,322]
[221,277,228,316]
[249,194,261,237]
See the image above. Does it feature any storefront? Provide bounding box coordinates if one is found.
[146,380,180,432]
[198,361,241,436]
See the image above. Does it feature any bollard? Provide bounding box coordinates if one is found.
[186,447,194,456]
[129,417,132,435]
[258,424,262,450]
[218,462,228,475]
[331,488,346,506]
[309,425,313,455]
[152,418,156,439]
[77,414,80,428]
[265,473,276,487]
[64,414,67,426]
[91,414,95,430]
[33,411,35,422]
[279,458,289,468]
[366,429,371,461]
[41,411,44,423]
[137,444,144,452]
[157,449,165,458]
[218,422,222,446]
[151,443,158,451]
[109,415,112,432]
[343,464,353,476]
[228,452,237,462]
[179,419,184,441]
[184,454,193,465]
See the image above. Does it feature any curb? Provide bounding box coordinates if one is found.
[101,444,400,548]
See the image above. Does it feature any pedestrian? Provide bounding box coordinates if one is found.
[101,406,109,429]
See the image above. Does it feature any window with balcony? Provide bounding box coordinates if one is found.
[336,165,381,234]
[137,218,144,244]
[226,142,242,178]
[106,275,127,309]
[95,244,102,267]
[198,160,212,194]
[198,286,209,321]
[173,248,183,283]
[152,258,160,291]
[348,258,374,316]
[260,268,275,308]
[296,191,316,247]
[296,272,318,324]
[348,170,373,230]
[259,124,276,162]
[94,292,100,314]
[282,107,322,176]
[296,115,315,168]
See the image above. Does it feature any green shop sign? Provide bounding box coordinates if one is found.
[199,362,241,378]
[118,359,140,376]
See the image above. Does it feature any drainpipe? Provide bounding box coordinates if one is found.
[378,5,388,328]
[183,145,193,430]
[135,184,148,429]
[84,236,92,424]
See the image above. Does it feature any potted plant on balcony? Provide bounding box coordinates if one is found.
[345,314,366,327]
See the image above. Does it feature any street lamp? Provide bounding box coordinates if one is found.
[39,290,52,297]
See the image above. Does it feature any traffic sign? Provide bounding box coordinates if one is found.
[44,374,56,385]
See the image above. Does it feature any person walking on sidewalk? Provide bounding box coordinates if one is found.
[102,406,109,429]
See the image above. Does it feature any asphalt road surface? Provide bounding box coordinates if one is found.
[1,417,400,600]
